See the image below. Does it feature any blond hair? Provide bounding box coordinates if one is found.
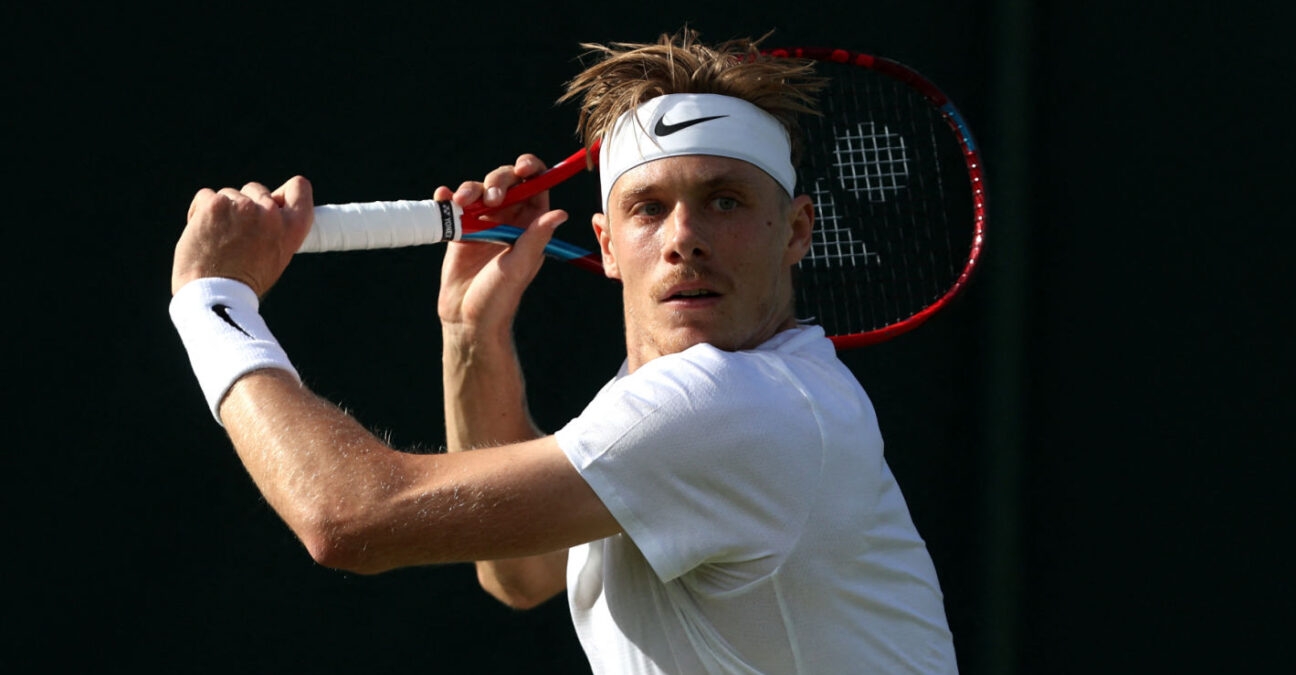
[559,29,825,166]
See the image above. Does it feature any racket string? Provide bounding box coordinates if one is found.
[831,122,911,203]
[795,73,972,338]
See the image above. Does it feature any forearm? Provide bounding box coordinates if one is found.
[441,323,540,450]
[441,324,568,607]
[220,370,441,573]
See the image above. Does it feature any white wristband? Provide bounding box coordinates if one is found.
[169,277,301,424]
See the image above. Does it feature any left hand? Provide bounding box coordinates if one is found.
[171,176,314,297]
[436,155,568,338]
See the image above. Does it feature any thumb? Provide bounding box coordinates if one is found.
[273,176,315,248]
[509,209,568,262]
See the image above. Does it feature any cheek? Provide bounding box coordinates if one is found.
[734,226,787,270]
[619,229,659,266]
[608,232,654,284]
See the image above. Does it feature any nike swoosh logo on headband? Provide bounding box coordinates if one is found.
[653,114,729,137]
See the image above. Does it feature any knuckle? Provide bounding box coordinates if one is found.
[230,196,259,214]
[203,192,230,213]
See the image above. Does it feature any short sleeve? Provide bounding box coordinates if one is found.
[555,344,825,582]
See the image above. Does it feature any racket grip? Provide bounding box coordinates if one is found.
[299,200,466,253]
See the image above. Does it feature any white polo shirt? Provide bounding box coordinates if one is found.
[555,326,957,674]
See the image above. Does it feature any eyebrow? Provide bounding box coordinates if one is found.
[613,173,760,211]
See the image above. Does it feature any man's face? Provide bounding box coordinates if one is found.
[593,155,814,371]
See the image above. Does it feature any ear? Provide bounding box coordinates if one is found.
[592,212,621,280]
[782,194,815,267]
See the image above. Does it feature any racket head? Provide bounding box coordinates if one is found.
[766,47,987,349]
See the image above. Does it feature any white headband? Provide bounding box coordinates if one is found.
[598,93,796,211]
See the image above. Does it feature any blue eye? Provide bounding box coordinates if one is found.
[714,197,739,211]
[636,202,664,217]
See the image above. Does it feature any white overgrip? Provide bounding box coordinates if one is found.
[298,199,464,252]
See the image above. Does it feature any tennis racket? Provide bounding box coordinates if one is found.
[298,47,986,349]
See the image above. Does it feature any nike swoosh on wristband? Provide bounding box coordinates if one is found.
[212,304,252,337]
[653,114,729,137]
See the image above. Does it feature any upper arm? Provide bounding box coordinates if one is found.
[434,436,623,559]
[340,436,622,574]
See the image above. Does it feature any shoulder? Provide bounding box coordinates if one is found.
[631,326,843,403]
[561,327,853,456]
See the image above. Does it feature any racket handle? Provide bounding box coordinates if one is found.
[299,200,466,253]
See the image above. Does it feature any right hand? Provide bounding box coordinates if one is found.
[435,154,568,337]
[172,177,314,298]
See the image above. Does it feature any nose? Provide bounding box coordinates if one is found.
[662,204,711,263]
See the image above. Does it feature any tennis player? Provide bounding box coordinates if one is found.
[170,30,958,674]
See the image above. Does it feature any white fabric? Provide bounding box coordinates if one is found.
[555,326,958,674]
[170,277,300,424]
[598,93,796,210]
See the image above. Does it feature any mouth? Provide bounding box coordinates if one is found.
[659,277,724,303]
[656,270,727,307]
[667,288,720,300]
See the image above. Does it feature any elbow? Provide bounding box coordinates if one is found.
[487,588,549,611]
[477,567,561,610]
[302,535,380,575]
[483,587,550,611]
[293,514,395,576]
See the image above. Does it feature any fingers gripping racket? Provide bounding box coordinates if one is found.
[299,47,986,349]
[302,144,605,274]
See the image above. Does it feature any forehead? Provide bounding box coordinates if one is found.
[608,154,783,202]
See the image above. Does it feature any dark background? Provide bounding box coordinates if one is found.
[7,1,1290,673]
